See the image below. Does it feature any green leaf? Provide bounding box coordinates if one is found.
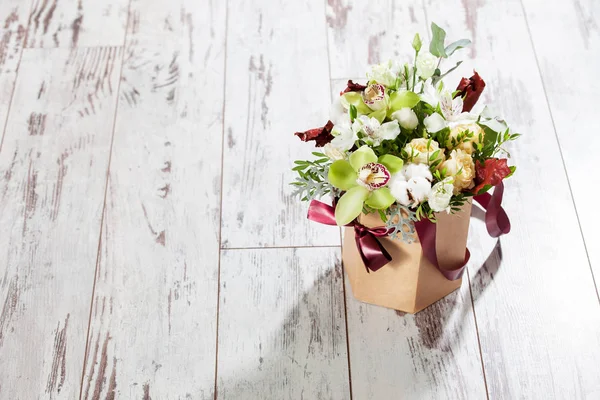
[506,165,517,178]
[445,39,471,56]
[328,160,357,190]
[349,104,357,122]
[412,33,422,52]
[389,90,420,112]
[369,108,387,124]
[365,187,395,209]
[429,22,447,58]
[335,186,370,225]
[378,154,404,174]
[312,152,325,157]
[349,145,378,170]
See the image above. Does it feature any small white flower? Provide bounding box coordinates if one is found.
[323,143,346,161]
[391,108,419,130]
[329,97,350,126]
[416,52,438,79]
[423,113,447,133]
[352,115,400,146]
[329,122,357,152]
[420,80,442,107]
[366,60,402,87]
[428,177,454,213]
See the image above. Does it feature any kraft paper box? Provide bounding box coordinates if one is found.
[342,200,472,314]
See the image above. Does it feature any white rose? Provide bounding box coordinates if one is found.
[416,52,438,79]
[440,149,476,194]
[366,60,402,87]
[323,143,346,161]
[428,177,454,212]
[423,113,447,133]
[391,108,418,130]
[403,138,445,165]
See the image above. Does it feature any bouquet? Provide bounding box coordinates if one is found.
[292,23,520,244]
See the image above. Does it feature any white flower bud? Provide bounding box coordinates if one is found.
[391,108,419,130]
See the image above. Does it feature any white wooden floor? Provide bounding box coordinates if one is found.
[1,0,599,399]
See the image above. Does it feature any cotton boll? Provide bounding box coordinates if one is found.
[402,163,432,181]
[391,108,419,130]
[389,173,410,206]
[406,177,431,204]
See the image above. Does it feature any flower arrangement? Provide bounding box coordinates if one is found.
[292,23,520,242]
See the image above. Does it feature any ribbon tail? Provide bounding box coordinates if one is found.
[307,199,338,226]
[415,219,469,281]
[474,182,511,237]
[354,232,391,273]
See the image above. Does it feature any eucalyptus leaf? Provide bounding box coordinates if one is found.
[429,23,447,58]
[445,39,471,56]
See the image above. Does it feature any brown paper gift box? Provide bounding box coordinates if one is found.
[342,200,472,314]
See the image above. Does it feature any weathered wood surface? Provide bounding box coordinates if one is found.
[220,0,340,248]
[326,0,427,80]
[25,0,129,48]
[0,47,121,398]
[521,0,600,292]
[81,1,226,399]
[424,0,600,398]
[0,0,30,147]
[216,247,350,399]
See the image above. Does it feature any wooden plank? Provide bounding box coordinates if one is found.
[424,0,600,397]
[326,0,427,79]
[81,1,226,398]
[25,0,128,48]
[0,46,121,398]
[330,76,487,399]
[220,0,341,248]
[521,0,600,292]
[216,247,350,399]
[0,0,30,146]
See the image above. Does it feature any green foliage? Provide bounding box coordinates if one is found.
[445,39,471,56]
[291,153,339,201]
[473,124,521,162]
[429,23,447,58]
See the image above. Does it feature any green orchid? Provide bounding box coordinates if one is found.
[328,146,404,225]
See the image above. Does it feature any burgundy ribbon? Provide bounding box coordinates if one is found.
[307,200,391,272]
[307,182,510,279]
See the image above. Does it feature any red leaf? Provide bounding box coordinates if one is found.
[473,158,511,194]
[294,120,334,147]
[340,80,367,96]
[456,71,486,112]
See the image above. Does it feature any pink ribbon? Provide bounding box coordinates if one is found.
[307,182,510,280]
[307,200,391,272]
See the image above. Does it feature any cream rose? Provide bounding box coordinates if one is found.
[440,149,476,193]
[403,138,445,165]
[447,123,484,154]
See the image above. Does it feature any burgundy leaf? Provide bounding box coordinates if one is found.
[456,71,486,112]
[294,120,334,147]
[473,158,511,194]
[340,80,367,95]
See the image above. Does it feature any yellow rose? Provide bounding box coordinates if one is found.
[440,149,475,193]
[448,123,484,154]
[404,138,445,165]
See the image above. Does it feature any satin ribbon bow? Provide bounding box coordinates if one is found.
[307,201,391,272]
[307,182,510,280]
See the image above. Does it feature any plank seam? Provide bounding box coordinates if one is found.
[77,2,133,398]
[213,0,230,398]
[0,0,36,154]
[518,0,599,305]
[466,268,490,399]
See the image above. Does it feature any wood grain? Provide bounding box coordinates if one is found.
[220,0,340,248]
[216,247,350,399]
[0,0,30,148]
[326,0,427,79]
[521,0,600,292]
[25,0,128,48]
[0,46,121,399]
[81,1,226,398]
[330,79,486,399]
[424,0,600,397]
